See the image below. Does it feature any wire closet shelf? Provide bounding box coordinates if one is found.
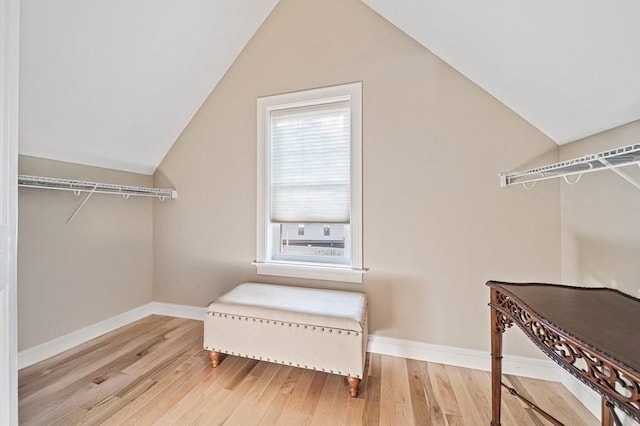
[18,175,177,200]
[499,143,640,188]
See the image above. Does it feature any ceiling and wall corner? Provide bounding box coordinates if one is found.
[18,0,279,174]
[17,1,640,174]
[361,0,640,145]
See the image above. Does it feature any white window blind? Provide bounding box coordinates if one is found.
[270,101,351,223]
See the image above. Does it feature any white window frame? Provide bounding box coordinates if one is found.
[255,82,365,283]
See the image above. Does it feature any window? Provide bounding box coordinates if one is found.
[255,83,364,283]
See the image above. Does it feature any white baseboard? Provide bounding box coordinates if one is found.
[367,335,561,382]
[148,301,207,321]
[18,303,155,369]
[561,371,601,420]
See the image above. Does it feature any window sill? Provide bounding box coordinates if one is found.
[252,261,366,283]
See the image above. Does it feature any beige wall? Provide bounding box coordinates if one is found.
[16,0,637,364]
[154,0,561,358]
[560,120,640,299]
[18,156,154,350]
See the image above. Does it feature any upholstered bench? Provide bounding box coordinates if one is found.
[203,283,368,397]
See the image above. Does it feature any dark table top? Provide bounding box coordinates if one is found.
[487,281,640,375]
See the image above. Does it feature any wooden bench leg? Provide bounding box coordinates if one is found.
[209,351,220,367]
[347,376,361,397]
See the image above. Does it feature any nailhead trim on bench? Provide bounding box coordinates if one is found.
[207,311,362,336]
[203,345,360,378]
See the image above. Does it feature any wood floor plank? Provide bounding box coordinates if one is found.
[427,362,461,418]
[406,358,430,425]
[308,372,343,426]
[443,363,487,425]
[344,394,366,426]
[362,353,381,426]
[501,374,547,426]
[238,364,291,424]
[419,361,447,425]
[378,353,397,426]
[51,395,121,426]
[74,377,158,426]
[151,357,247,426]
[274,368,317,425]
[18,316,599,426]
[297,370,327,425]
[103,351,211,425]
[445,413,466,426]
[257,366,301,425]
[391,355,413,425]
[513,375,598,426]
[222,362,282,426]
[193,360,262,424]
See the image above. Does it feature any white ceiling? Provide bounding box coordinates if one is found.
[19,0,278,174]
[362,0,640,145]
[18,0,640,174]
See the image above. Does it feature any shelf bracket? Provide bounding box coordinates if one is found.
[66,185,97,224]
[598,159,640,190]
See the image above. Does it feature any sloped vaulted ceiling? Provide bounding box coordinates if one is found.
[362,0,640,145]
[19,0,279,174]
[19,0,640,174]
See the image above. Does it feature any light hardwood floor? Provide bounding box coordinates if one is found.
[19,315,597,425]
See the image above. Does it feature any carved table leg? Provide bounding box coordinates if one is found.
[601,398,613,426]
[209,350,220,368]
[490,288,505,426]
[347,376,361,397]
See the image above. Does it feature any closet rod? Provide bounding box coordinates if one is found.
[18,175,177,200]
[499,143,640,188]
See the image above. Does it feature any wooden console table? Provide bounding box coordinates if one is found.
[487,281,640,425]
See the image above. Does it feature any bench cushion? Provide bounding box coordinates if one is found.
[208,282,366,331]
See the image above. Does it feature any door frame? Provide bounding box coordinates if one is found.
[1,0,20,423]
